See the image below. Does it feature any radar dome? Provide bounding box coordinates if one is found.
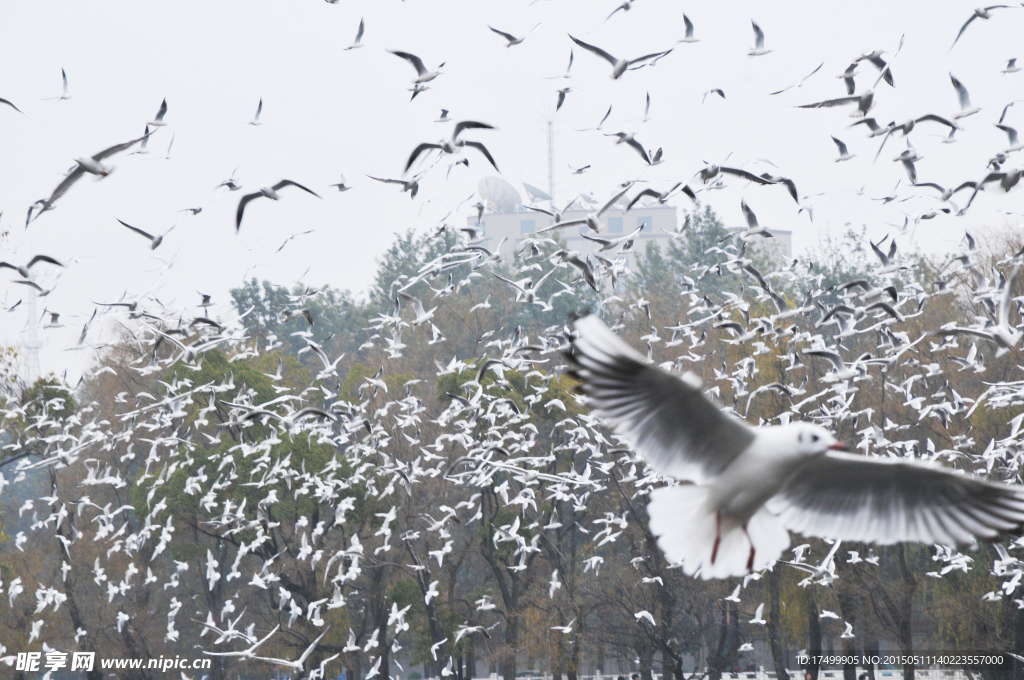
[522,182,552,203]
[477,177,522,212]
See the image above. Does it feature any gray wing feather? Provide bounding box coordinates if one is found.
[568,315,755,483]
[568,35,618,66]
[771,452,1024,545]
[93,133,151,161]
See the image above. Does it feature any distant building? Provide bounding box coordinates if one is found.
[468,203,792,268]
[470,177,792,269]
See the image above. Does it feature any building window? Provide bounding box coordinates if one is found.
[636,216,651,230]
[607,217,623,233]
[520,220,535,235]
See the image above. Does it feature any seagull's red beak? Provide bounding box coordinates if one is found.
[829,442,849,451]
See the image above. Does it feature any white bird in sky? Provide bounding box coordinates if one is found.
[832,136,855,162]
[147,98,168,127]
[117,218,176,250]
[950,6,1017,50]
[603,131,651,165]
[678,14,699,43]
[748,20,771,56]
[568,35,671,80]
[344,18,365,50]
[568,315,1024,579]
[235,180,322,231]
[249,98,263,126]
[538,183,632,234]
[749,603,766,625]
[488,23,540,47]
[389,49,444,84]
[950,73,981,118]
[28,131,152,224]
[42,68,71,101]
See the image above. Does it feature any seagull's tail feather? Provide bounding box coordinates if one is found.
[649,485,789,579]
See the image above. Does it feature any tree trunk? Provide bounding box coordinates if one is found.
[568,630,581,680]
[502,617,519,680]
[807,593,822,680]
[896,546,916,680]
[862,639,878,680]
[708,600,738,680]
[767,569,791,680]
[836,581,858,680]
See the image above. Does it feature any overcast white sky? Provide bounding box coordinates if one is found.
[1,0,1022,380]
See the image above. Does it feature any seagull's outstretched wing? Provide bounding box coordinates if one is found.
[235,192,262,231]
[949,13,979,50]
[488,26,517,43]
[405,143,442,172]
[462,141,499,171]
[93,132,152,161]
[117,219,156,242]
[568,315,755,483]
[389,50,428,76]
[453,120,495,139]
[771,452,1024,545]
[0,97,25,114]
[568,35,618,67]
[272,179,321,198]
[797,95,861,110]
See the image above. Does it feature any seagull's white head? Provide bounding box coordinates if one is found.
[792,423,846,456]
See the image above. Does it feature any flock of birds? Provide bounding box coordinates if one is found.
[5,2,1024,678]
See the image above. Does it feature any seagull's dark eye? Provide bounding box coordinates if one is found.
[811,434,819,443]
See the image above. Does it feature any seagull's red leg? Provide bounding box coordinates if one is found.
[743,523,755,572]
[711,512,722,564]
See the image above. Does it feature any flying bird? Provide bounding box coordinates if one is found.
[488,24,540,47]
[769,62,824,95]
[249,98,264,126]
[832,136,855,162]
[117,218,175,250]
[679,14,699,43]
[568,35,671,80]
[0,255,64,279]
[367,173,424,199]
[855,50,894,87]
[345,18,365,50]
[235,180,322,231]
[42,68,71,101]
[388,50,444,84]
[28,132,152,224]
[701,89,725,104]
[950,6,1016,50]
[148,99,168,127]
[950,73,981,118]
[405,121,498,172]
[567,315,1024,579]
[604,132,651,164]
[0,96,24,115]
[749,20,771,56]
